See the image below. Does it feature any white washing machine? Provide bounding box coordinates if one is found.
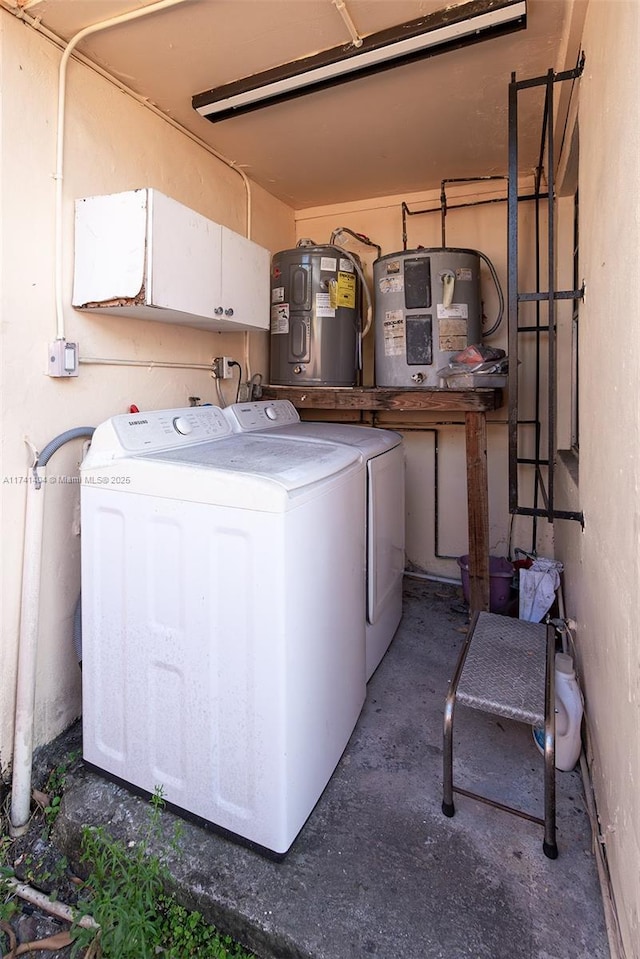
[224,400,405,680]
[80,405,366,856]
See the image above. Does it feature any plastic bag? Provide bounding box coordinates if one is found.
[519,558,563,622]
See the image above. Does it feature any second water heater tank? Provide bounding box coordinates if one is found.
[374,248,484,388]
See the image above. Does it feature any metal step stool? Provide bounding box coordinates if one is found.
[442,611,558,859]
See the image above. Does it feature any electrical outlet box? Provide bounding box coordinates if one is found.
[48,340,79,377]
[213,356,233,379]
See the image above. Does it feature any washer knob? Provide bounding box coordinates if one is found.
[264,406,278,420]
[173,416,193,435]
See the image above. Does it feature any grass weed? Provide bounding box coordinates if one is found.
[71,787,255,959]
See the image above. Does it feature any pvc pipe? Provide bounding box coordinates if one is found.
[48,0,256,349]
[54,0,191,342]
[79,357,215,371]
[332,0,363,47]
[10,428,95,836]
[7,878,99,931]
[5,0,253,242]
[10,467,46,836]
[404,569,460,586]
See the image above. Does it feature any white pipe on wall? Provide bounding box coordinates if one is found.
[53,0,191,342]
[79,356,215,371]
[4,0,256,391]
[332,0,363,47]
[4,0,254,237]
[3,0,268,839]
[9,0,220,837]
[10,466,46,836]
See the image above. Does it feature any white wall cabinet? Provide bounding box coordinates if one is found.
[72,189,270,333]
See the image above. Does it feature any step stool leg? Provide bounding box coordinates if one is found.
[543,624,558,860]
[442,618,477,818]
[543,740,558,859]
[442,690,456,817]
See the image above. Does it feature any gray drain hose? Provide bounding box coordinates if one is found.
[73,592,83,664]
[36,426,95,467]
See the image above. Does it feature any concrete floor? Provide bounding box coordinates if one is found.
[44,577,609,959]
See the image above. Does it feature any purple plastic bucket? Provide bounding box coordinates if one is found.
[457,555,514,613]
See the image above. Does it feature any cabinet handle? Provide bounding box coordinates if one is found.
[214,307,224,315]
[224,308,234,317]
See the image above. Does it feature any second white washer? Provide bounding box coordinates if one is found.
[224,400,405,680]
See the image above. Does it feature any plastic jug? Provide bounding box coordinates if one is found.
[532,652,584,770]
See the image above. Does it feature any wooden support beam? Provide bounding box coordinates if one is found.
[465,411,491,612]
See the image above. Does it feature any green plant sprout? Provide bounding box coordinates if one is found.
[71,786,255,959]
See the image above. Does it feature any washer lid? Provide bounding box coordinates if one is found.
[82,406,364,509]
[225,400,402,456]
[269,422,402,456]
[139,433,361,490]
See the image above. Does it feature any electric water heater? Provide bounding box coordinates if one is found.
[374,248,486,388]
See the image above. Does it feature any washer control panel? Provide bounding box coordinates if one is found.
[224,400,300,433]
[109,406,232,452]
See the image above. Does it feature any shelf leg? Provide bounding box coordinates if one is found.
[465,411,490,613]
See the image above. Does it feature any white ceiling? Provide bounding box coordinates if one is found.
[7,0,586,209]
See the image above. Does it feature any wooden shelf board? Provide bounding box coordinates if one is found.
[260,386,502,413]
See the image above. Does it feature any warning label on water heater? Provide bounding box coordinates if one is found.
[383,310,405,356]
[438,317,468,351]
[437,302,469,319]
[336,271,356,309]
[315,292,335,318]
[378,275,404,295]
[271,303,289,333]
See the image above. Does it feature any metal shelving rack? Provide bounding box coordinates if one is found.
[507,56,586,540]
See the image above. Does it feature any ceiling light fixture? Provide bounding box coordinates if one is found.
[193,0,526,124]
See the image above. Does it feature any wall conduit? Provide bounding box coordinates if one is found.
[52,0,191,343]
[10,428,95,836]
[0,0,254,343]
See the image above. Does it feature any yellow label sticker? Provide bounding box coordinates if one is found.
[336,271,356,309]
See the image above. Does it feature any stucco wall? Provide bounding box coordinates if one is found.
[553,2,640,955]
[0,13,296,769]
[3,7,639,952]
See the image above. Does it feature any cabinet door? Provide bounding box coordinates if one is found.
[149,190,223,319]
[72,190,148,305]
[220,226,270,330]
